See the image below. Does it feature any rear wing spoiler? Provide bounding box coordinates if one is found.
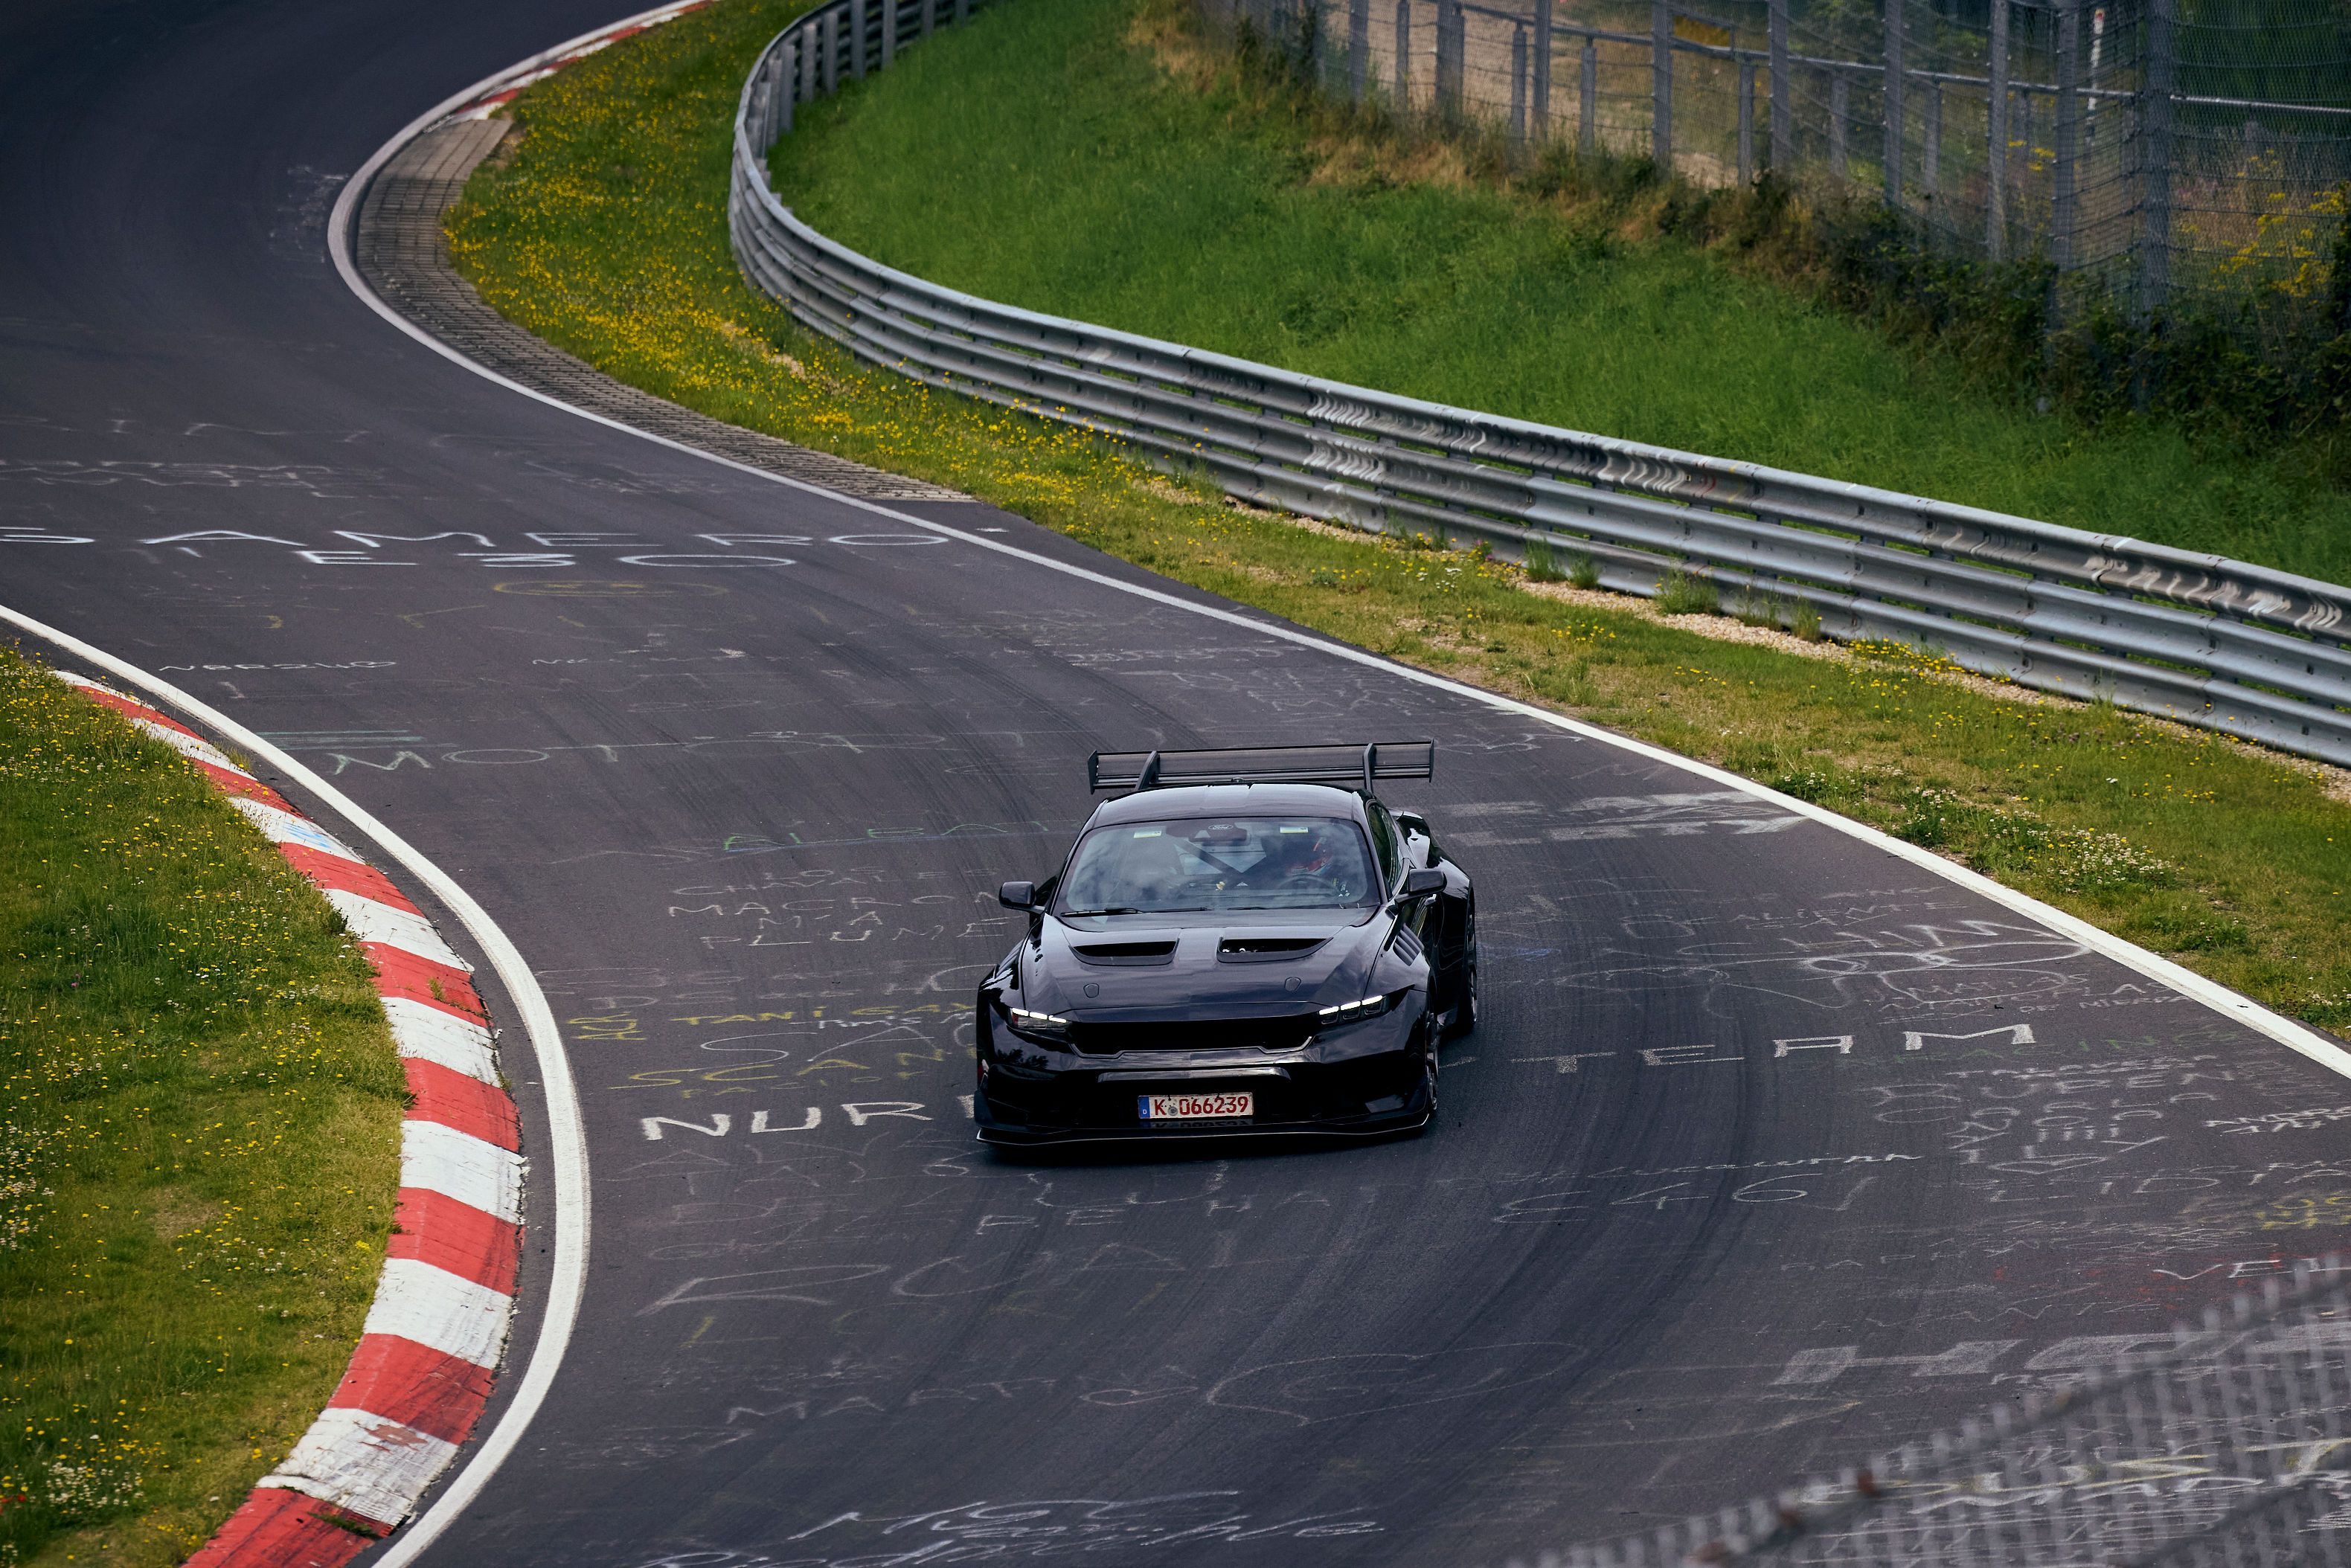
[1088,742,1436,796]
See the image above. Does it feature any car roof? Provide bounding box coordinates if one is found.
[1085,782,1373,828]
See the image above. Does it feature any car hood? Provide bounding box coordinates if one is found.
[1024,909,1386,1018]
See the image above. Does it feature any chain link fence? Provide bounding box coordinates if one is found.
[1205,0,2351,335]
[1486,1256,2351,1567]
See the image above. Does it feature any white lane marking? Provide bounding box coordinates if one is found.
[268,1,2338,1552]
[362,1258,514,1369]
[401,1118,526,1224]
[262,1409,462,1526]
[385,997,501,1085]
[0,604,581,1562]
[329,136,2350,1086]
[327,888,475,971]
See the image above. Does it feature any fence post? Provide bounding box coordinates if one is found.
[1394,0,1411,107]
[1768,0,1789,171]
[1510,24,1530,143]
[1738,62,1754,184]
[1580,36,1597,150]
[1986,0,2007,258]
[1830,70,1849,177]
[1350,0,1370,98]
[2053,0,2079,275]
[1534,0,1553,137]
[1436,0,1463,118]
[1922,80,1940,199]
[1652,0,1672,166]
[2139,0,2174,318]
[851,0,867,78]
[1882,0,1903,205]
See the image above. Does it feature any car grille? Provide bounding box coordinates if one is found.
[1068,1016,1316,1055]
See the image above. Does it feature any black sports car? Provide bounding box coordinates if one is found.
[974,742,1475,1145]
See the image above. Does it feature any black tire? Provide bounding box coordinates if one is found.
[1440,896,1478,1040]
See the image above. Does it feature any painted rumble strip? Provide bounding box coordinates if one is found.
[52,672,522,1568]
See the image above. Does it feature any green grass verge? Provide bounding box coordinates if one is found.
[0,654,404,1568]
[763,0,2351,585]
[443,0,2349,1035]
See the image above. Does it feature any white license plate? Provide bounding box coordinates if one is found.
[1138,1091,1254,1122]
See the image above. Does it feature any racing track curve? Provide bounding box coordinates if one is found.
[4,1,2350,1563]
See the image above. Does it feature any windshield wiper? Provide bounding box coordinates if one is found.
[1064,905,1211,916]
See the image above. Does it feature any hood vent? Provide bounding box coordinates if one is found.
[1218,935,1330,963]
[1072,939,1178,966]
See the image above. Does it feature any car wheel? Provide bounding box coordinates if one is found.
[1441,897,1478,1040]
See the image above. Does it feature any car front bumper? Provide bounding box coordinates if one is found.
[973,1047,1432,1145]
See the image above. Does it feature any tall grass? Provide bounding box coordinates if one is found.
[769,0,2351,585]
[0,655,403,1567]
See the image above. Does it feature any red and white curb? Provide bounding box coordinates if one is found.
[54,672,522,1567]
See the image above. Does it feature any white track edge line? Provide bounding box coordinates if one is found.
[327,63,2351,1087]
[308,7,2349,1549]
[0,603,588,1564]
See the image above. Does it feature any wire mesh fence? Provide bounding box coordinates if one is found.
[1484,1256,2351,1567]
[1202,0,2351,335]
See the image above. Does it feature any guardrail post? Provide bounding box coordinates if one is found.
[1882,0,1902,205]
[821,7,838,94]
[2139,0,2174,319]
[1533,0,1553,137]
[1986,0,2007,258]
[2053,0,2079,275]
[1651,0,1671,165]
[777,37,796,133]
[1829,69,1848,177]
[921,0,934,36]
[880,0,896,68]
[955,0,969,25]
[1349,0,1370,98]
[1738,60,1754,184]
[1580,35,1597,150]
[851,0,867,78]
[1768,0,1789,170]
[1394,0,1411,109]
[1435,0,1463,118]
[1510,23,1529,144]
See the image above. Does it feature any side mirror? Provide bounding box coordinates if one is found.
[998,881,1039,911]
[1399,867,1446,899]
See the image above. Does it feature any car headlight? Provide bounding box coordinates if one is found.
[1314,989,1407,1032]
[1002,1003,1072,1045]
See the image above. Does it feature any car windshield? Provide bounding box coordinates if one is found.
[1057,817,1381,914]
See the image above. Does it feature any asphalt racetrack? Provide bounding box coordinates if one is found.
[6,1,2350,1563]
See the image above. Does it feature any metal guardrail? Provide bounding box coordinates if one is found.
[726,0,2351,771]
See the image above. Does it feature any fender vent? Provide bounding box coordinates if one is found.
[1072,940,1178,965]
